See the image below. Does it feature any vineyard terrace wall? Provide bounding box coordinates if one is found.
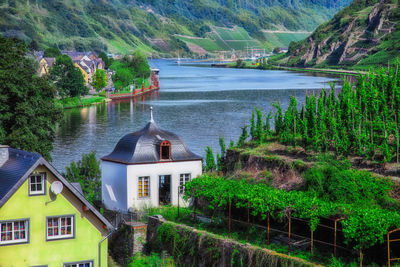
[145,215,321,267]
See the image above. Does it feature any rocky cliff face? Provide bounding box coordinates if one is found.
[282,0,400,68]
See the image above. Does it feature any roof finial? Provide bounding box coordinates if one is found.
[150,106,154,122]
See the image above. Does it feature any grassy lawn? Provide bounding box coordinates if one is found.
[56,96,108,109]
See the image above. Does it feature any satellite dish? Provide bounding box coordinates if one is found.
[50,181,63,195]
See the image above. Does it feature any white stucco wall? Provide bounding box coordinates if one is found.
[101,160,127,211]
[126,160,202,211]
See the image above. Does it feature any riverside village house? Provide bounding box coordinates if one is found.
[101,107,203,212]
[0,145,113,267]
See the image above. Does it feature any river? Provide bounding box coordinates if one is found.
[51,59,340,172]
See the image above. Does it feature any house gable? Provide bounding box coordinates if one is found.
[0,164,108,266]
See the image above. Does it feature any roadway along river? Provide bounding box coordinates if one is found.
[51,59,340,172]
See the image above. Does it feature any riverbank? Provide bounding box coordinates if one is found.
[225,61,364,76]
[56,96,111,109]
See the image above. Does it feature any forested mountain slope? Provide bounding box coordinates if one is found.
[0,0,351,55]
[277,0,400,69]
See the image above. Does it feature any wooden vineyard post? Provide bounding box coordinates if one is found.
[247,204,250,241]
[334,218,343,257]
[288,210,292,255]
[193,198,197,223]
[267,213,270,245]
[334,219,337,257]
[311,230,314,258]
[388,232,391,267]
[228,199,232,236]
[177,186,180,219]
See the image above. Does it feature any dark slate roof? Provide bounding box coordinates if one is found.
[0,147,114,230]
[0,148,41,201]
[44,57,55,67]
[102,121,202,164]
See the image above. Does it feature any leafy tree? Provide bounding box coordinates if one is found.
[219,136,226,158]
[237,125,248,147]
[110,51,151,90]
[217,136,226,171]
[0,36,61,160]
[98,51,110,69]
[250,111,256,140]
[44,47,62,58]
[235,59,246,68]
[91,69,107,91]
[272,47,282,54]
[131,50,151,79]
[64,151,101,204]
[273,102,284,136]
[50,55,88,97]
[204,146,216,172]
[255,107,264,142]
[264,111,273,136]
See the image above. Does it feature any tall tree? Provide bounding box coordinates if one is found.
[64,151,101,204]
[205,146,216,172]
[0,36,61,160]
[91,69,108,92]
[50,55,88,97]
[98,51,110,69]
[130,50,151,79]
[44,47,62,58]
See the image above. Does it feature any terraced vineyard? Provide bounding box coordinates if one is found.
[177,26,310,53]
[176,26,260,52]
[263,31,311,50]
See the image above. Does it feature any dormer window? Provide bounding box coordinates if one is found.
[160,141,171,160]
[29,173,46,196]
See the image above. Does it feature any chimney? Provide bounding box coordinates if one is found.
[0,145,9,167]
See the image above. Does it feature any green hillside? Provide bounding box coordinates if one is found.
[0,0,352,55]
[262,31,311,50]
[274,0,400,69]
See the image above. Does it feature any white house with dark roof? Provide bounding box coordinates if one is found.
[101,108,202,212]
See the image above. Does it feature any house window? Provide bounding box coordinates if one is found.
[64,261,93,267]
[138,177,150,198]
[46,216,74,240]
[0,219,28,245]
[179,173,191,195]
[29,173,45,195]
[160,141,171,160]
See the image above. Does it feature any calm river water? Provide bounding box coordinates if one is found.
[51,59,340,172]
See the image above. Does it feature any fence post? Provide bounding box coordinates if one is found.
[177,186,180,219]
[388,232,391,267]
[334,219,338,257]
[247,204,250,241]
[288,210,291,255]
[229,199,232,236]
[193,197,197,223]
[311,230,314,258]
[267,213,270,245]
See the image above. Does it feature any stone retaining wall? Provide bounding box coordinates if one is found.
[146,216,322,267]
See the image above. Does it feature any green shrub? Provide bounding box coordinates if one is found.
[128,252,175,267]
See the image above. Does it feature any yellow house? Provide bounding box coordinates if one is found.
[38,58,55,77]
[0,145,114,267]
[74,62,90,84]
